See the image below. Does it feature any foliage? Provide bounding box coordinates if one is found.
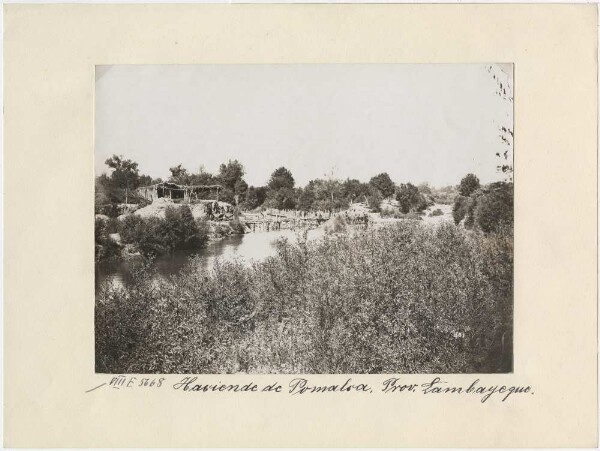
[168,164,191,185]
[118,207,209,257]
[119,215,169,256]
[369,173,395,198]
[342,178,371,203]
[243,186,261,210]
[105,154,140,190]
[453,178,513,234]
[95,217,121,262]
[418,183,432,195]
[366,188,383,212]
[396,183,427,213]
[264,187,297,210]
[163,206,203,250]
[380,208,423,220]
[297,187,316,212]
[324,214,348,234]
[96,222,513,374]
[218,160,245,191]
[429,208,444,217]
[452,195,469,225]
[475,182,513,233]
[267,167,295,191]
[96,155,153,209]
[458,173,480,197]
[264,167,297,209]
[430,185,458,205]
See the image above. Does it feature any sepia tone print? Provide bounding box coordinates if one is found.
[94,64,513,374]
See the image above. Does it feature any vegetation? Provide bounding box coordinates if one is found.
[324,214,348,234]
[369,173,396,198]
[366,188,383,212]
[429,185,458,205]
[96,221,513,374]
[96,155,464,216]
[95,155,155,216]
[396,183,429,213]
[453,174,513,234]
[380,208,423,221]
[118,206,210,257]
[458,173,481,197]
[95,217,121,262]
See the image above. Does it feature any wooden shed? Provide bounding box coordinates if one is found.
[137,182,223,203]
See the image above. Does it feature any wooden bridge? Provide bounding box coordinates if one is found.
[241,212,328,232]
[240,208,371,232]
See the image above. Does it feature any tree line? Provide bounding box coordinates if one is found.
[96,154,455,215]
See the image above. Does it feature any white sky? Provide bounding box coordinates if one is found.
[95,64,513,187]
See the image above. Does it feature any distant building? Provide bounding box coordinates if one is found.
[137,182,223,203]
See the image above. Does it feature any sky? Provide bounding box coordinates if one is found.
[95,64,513,187]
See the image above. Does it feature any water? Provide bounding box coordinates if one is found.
[95,228,325,292]
[95,205,452,293]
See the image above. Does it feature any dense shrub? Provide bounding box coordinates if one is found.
[119,206,209,257]
[475,182,513,233]
[96,221,513,374]
[213,224,230,238]
[429,208,444,217]
[96,203,120,218]
[453,182,513,234]
[163,206,202,250]
[397,183,428,213]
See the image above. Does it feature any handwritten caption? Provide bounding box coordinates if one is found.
[88,375,534,403]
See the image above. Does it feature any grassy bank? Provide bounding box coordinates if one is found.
[95,221,513,374]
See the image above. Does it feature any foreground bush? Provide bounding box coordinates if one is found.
[96,221,513,374]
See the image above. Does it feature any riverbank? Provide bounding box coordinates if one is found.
[96,227,326,291]
[96,201,453,266]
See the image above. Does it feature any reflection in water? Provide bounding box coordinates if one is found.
[95,228,325,293]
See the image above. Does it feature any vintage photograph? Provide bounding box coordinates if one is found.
[95,64,513,374]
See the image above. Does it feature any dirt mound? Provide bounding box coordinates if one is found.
[132,198,233,220]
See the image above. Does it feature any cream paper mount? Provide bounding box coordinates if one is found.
[4,4,598,448]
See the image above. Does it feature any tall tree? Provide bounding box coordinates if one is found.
[297,186,316,211]
[168,164,191,185]
[342,178,370,203]
[104,154,140,204]
[267,167,295,191]
[244,186,260,210]
[458,173,480,197]
[218,160,245,191]
[369,173,395,198]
